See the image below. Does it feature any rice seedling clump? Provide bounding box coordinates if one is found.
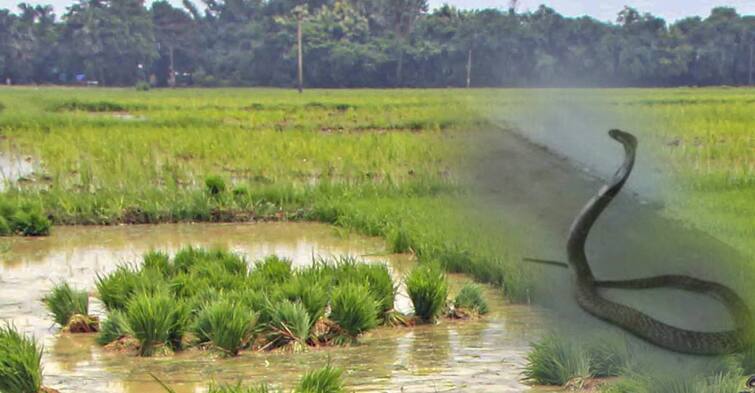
[84,245,484,357]
[453,283,489,315]
[43,282,90,328]
[406,262,449,322]
[0,325,43,393]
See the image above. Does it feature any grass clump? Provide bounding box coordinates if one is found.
[295,364,345,393]
[97,309,130,345]
[195,299,257,356]
[125,291,187,356]
[523,334,591,386]
[205,175,226,196]
[453,283,489,315]
[43,282,89,328]
[0,325,42,393]
[406,262,448,322]
[10,208,51,236]
[267,299,312,350]
[329,283,378,341]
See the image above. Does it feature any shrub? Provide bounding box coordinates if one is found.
[295,364,345,393]
[406,262,448,322]
[126,291,185,356]
[329,283,378,340]
[194,299,257,356]
[268,299,311,349]
[11,210,51,236]
[205,175,226,195]
[453,284,489,315]
[523,334,590,386]
[97,310,130,345]
[0,325,42,393]
[43,282,89,327]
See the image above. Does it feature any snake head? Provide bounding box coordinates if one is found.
[608,129,638,150]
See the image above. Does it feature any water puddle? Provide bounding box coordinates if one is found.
[0,222,543,392]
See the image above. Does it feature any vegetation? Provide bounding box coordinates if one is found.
[0,201,51,237]
[1,3,753,87]
[523,334,592,386]
[0,325,42,393]
[42,282,89,328]
[91,246,485,357]
[453,283,489,315]
[406,262,449,323]
[295,364,345,393]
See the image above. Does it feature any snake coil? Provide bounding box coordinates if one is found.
[566,129,753,355]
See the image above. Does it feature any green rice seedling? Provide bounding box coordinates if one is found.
[329,283,378,341]
[251,256,292,284]
[281,275,328,322]
[193,262,246,292]
[11,209,51,236]
[294,364,345,393]
[96,265,140,311]
[586,336,633,377]
[360,263,396,317]
[143,250,173,277]
[523,334,591,386]
[0,216,11,236]
[205,175,226,196]
[0,324,42,393]
[43,282,89,327]
[195,299,257,356]
[453,283,489,315]
[173,246,211,273]
[406,262,448,322]
[169,272,211,299]
[267,299,312,350]
[126,291,184,356]
[167,301,192,350]
[97,309,130,345]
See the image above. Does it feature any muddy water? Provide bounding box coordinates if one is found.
[0,222,544,392]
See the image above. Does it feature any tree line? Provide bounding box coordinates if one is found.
[1,0,754,88]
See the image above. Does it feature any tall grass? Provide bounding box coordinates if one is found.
[406,262,448,322]
[523,334,591,386]
[453,283,489,315]
[196,299,257,356]
[295,365,345,393]
[0,325,43,393]
[97,309,130,345]
[267,300,312,350]
[125,291,186,356]
[43,282,89,327]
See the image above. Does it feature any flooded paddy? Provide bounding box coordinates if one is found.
[0,222,544,392]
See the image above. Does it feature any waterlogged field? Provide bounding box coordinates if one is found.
[0,87,752,392]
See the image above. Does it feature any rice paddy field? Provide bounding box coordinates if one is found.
[0,87,752,392]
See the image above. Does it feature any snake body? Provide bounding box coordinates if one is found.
[566,129,753,355]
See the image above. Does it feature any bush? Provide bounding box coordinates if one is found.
[268,299,312,349]
[205,175,226,195]
[11,210,51,236]
[126,291,186,356]
[295,364,345,393]
[329,283,378,340]
[523,334,590,386]
[97,310,130,346]
[406,262,448,322]
[453,284,489,315]
[194,299,257,356]
[0,325,42,393]
[135,81,151,91]
[43,282,89,327]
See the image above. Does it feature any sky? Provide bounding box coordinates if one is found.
[1,0,754,23]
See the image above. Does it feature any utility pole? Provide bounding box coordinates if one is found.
[749,39,753,86]
[466,48,473,88]
[296,10,304,94]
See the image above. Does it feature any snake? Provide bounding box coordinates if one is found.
[564,129,754,355]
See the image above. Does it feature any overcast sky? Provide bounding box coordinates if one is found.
[2,0,754,23]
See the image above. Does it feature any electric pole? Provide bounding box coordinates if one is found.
[466,48,473,88]
[293,5,306,94]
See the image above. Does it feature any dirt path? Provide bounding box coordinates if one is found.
[471,127,752,362]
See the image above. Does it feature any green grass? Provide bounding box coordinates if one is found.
[406,262,449,323]
[328,283,379,341]
[523,334,592,386]
[0,325,43,393]
[453,283,489,315]
[43,282,89,327]
[97,309,130,346]
[267,299,313,351]
[294,364,345,393]
[196,299,257,356]
[125,291,187,356]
